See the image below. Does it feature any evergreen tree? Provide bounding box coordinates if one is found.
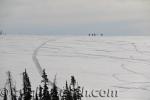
[70,76,77,100]
[13,87,17,100]
[39,85,43,100]
[71,76,76,89]
[42,83,50,100]
[41,69,51,100]
[7,71,17,100]
[61,81,72,100]
[35,87,39,100]
[18,90,22,100]
[70,76,82,100]
[3,88,7,100]
[50,76,59,100]
[23,69,32,100]
[74,86,82,100]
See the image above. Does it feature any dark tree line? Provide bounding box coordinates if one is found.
[3,69,83,100]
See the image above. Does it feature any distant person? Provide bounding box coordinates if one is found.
[100,33,103,36]
[0,31,2,35]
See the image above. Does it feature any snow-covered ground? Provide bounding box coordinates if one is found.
[0,35,150,100]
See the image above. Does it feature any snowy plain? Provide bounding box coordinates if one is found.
[0,35,150,100]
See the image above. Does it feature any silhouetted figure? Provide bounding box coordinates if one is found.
[0,31,3,35]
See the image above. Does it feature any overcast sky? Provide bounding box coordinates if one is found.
[0,0,150,35]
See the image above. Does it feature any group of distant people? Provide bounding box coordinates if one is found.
[88,33,103,36]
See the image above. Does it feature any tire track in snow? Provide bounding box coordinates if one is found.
[32,39,56,86]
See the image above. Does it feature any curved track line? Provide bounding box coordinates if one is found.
[32,39,55,86]
[112,64,150,91]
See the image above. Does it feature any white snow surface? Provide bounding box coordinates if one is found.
[0,35,150,100]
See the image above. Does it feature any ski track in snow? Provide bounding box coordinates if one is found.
[32,39,56,86]
[40,39,150,92]
[112,64,150,92]
[21,37,150,94]
[2,36,150,100]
